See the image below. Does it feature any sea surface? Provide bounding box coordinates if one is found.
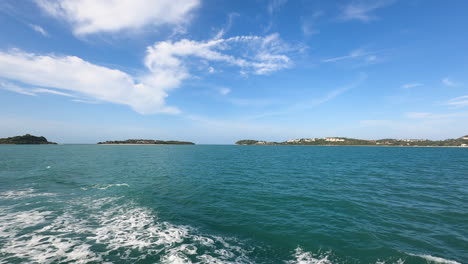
[0,145,467,264]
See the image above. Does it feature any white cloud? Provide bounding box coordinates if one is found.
[145,33,294,77]
[401,82,423,89]
[448,95,468,107]
[0,50,179,114]
[29,24,48,36]
[0,34,295,114]
[35,0,200,35]
[339,0,394,22]
[322,48,375,63]
[442,78,459,87]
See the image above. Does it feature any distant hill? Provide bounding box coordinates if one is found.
[235,136,468,147]
[97,139,195,145]
[0,134,57,144]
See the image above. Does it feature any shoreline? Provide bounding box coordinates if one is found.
[97,143,194,145]
[235,144,468,148]
[0,144,466,148]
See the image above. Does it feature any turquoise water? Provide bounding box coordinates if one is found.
[0,145,467,264]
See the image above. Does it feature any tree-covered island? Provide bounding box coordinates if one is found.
[236,136,468,147]
[97,139,195,145]
[0,134,57,144]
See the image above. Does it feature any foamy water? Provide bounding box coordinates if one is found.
[0,190,253,263]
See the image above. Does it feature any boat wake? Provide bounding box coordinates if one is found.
[0,191,251,263]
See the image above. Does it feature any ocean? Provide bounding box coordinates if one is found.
[0,145,466,264]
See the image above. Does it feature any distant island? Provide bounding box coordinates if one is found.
[0,134,57,144]
[236,136,468,147]
[97,139,195,145]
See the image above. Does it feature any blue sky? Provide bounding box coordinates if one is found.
[0,0,467,144]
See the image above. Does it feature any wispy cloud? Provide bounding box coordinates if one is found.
[29,24,48,36]
[339,0,395,22]
[228,98,276,107]
[308,73,367,105]
[0,81,37,96]
[405,111,468,119]
[405,112,432,119]
[401,82,423,89]
[447,95,468,107]
[322,48,376,63]
[213,12,239,40]
[267,0,288,15]
[301,11,323,36]
[244,73,367,120]
[1,82,76,97]
[218,87,231,95]
[35,0,200,35]
[442,77,459,87]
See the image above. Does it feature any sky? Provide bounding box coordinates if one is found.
[0,0,467,144]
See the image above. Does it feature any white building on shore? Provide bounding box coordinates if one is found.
[325,137,345,142]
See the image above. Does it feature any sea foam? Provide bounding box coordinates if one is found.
[0,194,252,263]
[286,247,333,264]
[408,253,461,264]
[0,188,55,200]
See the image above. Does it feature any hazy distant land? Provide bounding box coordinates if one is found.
[236,136,468,147]
[97,139,195,145]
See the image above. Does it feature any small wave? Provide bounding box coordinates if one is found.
[285,247,332,264]
[0,188,55,200]
[80,183,129,190]
[408,253,461,264]
[375,259,405,264]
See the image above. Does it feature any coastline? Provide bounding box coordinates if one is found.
[97,143,194,145]
[235,144,468,148]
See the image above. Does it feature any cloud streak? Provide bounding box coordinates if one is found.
[339,0,395,22]
[406,111,468,119]
[267,0,288,15]
[29,24,48,36]
[401,83,423,89]
[448,95,468,107]
[322,49,376,63]
[244,73,367,120]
